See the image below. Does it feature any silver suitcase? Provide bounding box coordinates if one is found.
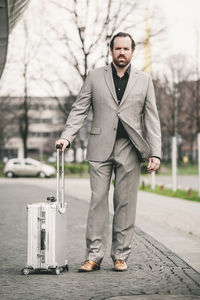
[22,145,68,275]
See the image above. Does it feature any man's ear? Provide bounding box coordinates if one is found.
[109,49,113,57]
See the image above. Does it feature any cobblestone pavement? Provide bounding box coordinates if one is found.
[0,182,200,300]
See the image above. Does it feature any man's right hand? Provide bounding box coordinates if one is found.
[55,139,70,152]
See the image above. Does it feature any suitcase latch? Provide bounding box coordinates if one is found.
[38,217,45,221]
[37,252,45,263]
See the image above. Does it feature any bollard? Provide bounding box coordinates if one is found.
[141,181,145,190]
[188,188,192,198]
[160,185,164,191]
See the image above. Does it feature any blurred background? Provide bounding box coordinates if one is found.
[0,0,200,181]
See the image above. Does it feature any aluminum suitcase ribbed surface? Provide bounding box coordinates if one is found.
[22,145,68,275]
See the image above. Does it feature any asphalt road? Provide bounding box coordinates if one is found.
[0,182,200,300]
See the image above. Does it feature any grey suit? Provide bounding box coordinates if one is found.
[61,63,161,263]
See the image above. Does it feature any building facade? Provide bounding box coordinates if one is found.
[1,96,92,161]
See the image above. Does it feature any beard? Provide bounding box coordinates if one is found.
[113,56,130,68]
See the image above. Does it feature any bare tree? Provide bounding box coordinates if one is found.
[11,18,33,158]
[153,54,192,161]
[0,97,10,159]
[42,0,167,110]
[166,55,191,160]
[48,0,141,79]
[35,0,165,162]
[153,78,171,160]
[190,29,200,134]
[14,16,42,158]
[174,30,200,162]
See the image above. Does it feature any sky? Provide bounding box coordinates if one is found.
[0,0,200,96]
[154,0,200,56]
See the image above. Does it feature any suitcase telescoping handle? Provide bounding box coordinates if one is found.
[56,144,67,214]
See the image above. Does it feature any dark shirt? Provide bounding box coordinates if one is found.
[111,63,130,139]
[112,63,131,104]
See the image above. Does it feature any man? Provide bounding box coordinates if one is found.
[56,32,161,272]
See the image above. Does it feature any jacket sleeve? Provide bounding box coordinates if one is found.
[143,75,162,158]
[60,71,92,145]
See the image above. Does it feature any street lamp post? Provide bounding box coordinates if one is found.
[39,106,43,162]
[198,133,200,196]
[172,136,177,192]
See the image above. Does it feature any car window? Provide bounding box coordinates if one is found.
[25,162,34,166]
[13,162,21,165]
[26,159,40,166]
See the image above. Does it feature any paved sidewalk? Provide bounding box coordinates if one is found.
[0,180,200,300]
[1,178,200,272]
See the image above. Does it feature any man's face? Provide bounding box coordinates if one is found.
[110,36,134,68]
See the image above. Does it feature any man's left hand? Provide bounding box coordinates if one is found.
[147,157,160,173]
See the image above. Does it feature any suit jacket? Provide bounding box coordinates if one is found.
[60,63,161,162]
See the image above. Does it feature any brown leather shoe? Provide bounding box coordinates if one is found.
[114,260,128,271]
[79,260,100,272]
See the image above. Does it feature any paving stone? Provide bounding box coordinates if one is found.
[106,296,200,300]
[0,183,200,300]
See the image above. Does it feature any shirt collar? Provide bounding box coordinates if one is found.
[111,63,131,78]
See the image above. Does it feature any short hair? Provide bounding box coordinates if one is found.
[110,32,136,50]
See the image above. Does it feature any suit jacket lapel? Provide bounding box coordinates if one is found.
[119,66,139,106]
[104,64,118,104]
[104,64,139,105]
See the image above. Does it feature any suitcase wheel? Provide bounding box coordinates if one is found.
[65,264,69,271]
[21,267,30,275]
[54,267,61,275]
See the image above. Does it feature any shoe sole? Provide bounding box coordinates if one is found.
[78,267,100,272]
[114,268,128,272]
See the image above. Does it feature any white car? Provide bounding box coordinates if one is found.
[4,158,56,178]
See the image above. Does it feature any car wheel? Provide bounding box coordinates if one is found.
[6,171,14,178]
[39,171,46,178]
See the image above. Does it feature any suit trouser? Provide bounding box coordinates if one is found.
[85,137,141,264]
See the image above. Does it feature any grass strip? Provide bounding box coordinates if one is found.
[139,184,200,202]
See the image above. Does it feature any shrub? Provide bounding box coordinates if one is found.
[64,162,89,175]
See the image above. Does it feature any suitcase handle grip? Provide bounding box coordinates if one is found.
[56,144,62,149]
[41,229,46,250]
[56,148,67,214]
